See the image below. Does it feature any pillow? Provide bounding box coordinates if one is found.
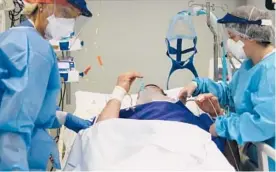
[73,88,203,121]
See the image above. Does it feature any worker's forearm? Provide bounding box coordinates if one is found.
[97,99,121,122]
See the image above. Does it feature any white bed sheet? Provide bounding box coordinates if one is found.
[63,119,234,171]
[61,88,204,167]
[72,88,202,120]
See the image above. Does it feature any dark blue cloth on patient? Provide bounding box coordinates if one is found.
[119,101,225,152]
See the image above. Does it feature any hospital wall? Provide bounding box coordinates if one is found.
[5,11,10,30]
[247,0,276,45]
[247,0,276,25]
[66,0,247,112]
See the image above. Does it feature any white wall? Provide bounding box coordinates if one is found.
[4,11,10,30]
[246,0,275,23]
[65,0,246,112]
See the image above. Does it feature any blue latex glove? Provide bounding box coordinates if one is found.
[65,113,92,133]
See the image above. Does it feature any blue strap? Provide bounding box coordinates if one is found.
[177,39,182,61]
[165,10,201,89]
[166,37,199,89]
[218,13,264,25]
[167,41,195,55]
[221,42,228,83]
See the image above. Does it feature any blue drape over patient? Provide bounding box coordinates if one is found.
[119,101,225,152]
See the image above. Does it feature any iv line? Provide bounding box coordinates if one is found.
[186,97,240,171]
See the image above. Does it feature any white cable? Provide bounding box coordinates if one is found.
[186,97,240,170]
[207,98,240,171]
[125,94,136,111]
[186,98,214,121]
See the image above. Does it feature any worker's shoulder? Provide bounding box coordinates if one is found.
[4,27,54,54]
[261,51,276,70]
[0,27,56,63]
[1,27,51,48]
[259,52,276,85]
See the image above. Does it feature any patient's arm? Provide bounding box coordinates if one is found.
[97,99,121,122]
[97,72,143,123]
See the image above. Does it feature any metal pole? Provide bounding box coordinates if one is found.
[206,2,219,81]
[65,82,71,104]
[64,51,72,105]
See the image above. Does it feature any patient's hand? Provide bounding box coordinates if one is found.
[97,72,143,123]
[195,93,224,117]
[117,72,143,92]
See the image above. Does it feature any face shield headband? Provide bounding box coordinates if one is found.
[217,13,273,26]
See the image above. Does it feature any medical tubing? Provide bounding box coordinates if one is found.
[125,93,136,111]
[61,83,66,111]
[186,98,239,170]
[207,98,240,171]
[58,88,62,107]
[185,99,215,121]
[227,58,233,81]
[52,83,67,171]
[50,83,67,171]
[56,84,66,141]
[206,2,219,81]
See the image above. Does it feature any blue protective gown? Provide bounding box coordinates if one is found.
[0,20,62,170]
[193,51,275,170]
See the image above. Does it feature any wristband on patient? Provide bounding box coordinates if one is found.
[110,86,127,102]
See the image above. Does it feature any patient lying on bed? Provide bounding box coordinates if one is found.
[63,73,234,171]
[96,84,225,152]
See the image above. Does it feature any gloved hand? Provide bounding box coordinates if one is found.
[56,106,61,111]
[64,113,93,133]
[178,81,197,104]
[195,93,224,117]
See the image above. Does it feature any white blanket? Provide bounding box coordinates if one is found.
[63,119,234,171]
[61,89,204,167]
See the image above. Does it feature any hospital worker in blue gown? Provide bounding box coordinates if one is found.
[178,6,275,170]
[0,0,93,170]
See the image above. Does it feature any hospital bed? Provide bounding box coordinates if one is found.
[57,88,275,171]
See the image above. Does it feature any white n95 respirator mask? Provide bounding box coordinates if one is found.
[45,15,76,40]
[227,39,247,59]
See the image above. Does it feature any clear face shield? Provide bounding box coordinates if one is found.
[218,9,275,60]
[166,11,197,64]
[43,0,91,50]
[45,0,90,40]
[219,26,248,60]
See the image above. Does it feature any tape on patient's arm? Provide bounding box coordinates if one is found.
[110,86,127,102]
